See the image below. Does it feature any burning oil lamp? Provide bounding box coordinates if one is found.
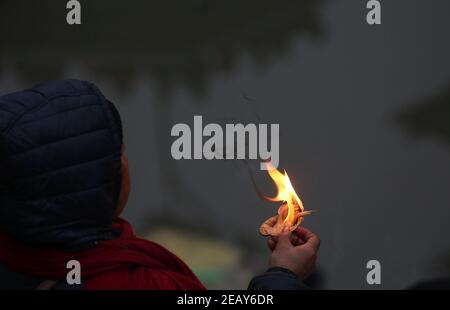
[259,163,313,236]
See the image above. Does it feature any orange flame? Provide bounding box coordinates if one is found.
[264,162,305,226]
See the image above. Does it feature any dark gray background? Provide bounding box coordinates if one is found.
[1,0,449,289]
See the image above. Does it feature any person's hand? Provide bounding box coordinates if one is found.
[267,227,308,250]
[267,227,320,280]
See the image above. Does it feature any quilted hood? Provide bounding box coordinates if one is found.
[0,80,123,250]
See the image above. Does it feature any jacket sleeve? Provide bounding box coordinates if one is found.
[247,267,309,290]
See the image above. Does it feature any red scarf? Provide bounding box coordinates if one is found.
[0,218,206,290]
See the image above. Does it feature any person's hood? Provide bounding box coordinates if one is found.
[0,80,123,251]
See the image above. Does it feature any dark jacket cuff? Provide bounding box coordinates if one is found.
[247,267,309,290]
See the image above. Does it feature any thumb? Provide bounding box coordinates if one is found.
[274,232,293,250]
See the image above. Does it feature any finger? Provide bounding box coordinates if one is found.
[267,238,276,251]
[293,226,311,239]
[274,232,293,249]
[301,231,320,252]
[294,227,320,251]
[290,234,304,246]
[270,234,303,250]
[290,234,298,244]
[295,227,315,242]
